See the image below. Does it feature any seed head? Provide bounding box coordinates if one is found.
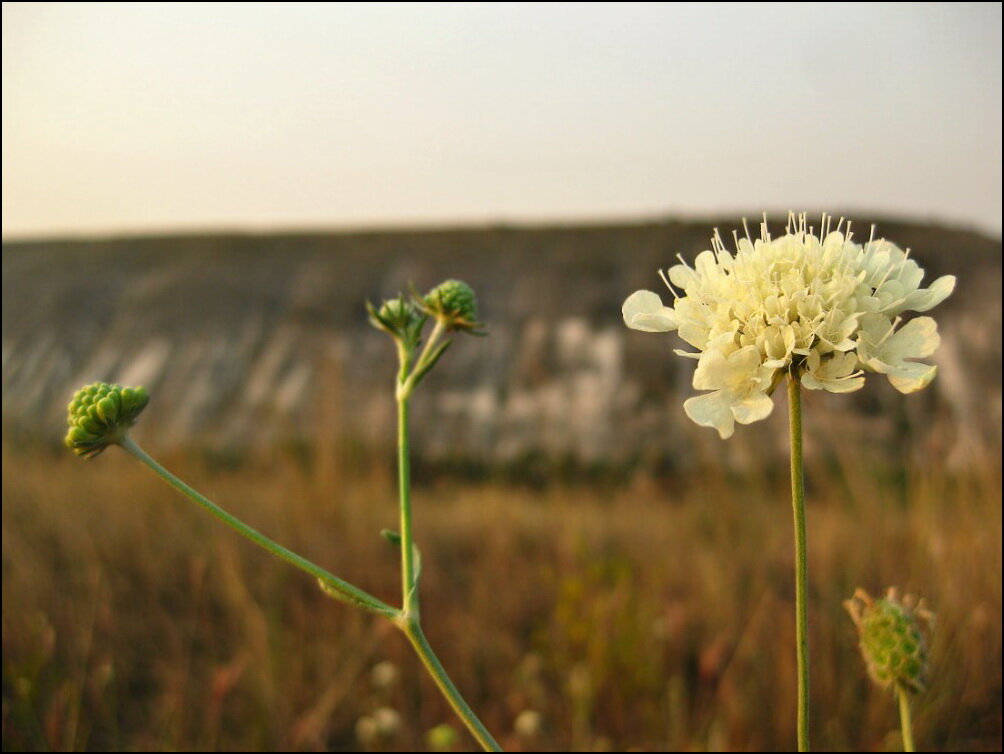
[421,279,484,333]
[65,382,149,457]
[845,587,934,694]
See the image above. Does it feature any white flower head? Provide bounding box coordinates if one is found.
[623,213,955,438]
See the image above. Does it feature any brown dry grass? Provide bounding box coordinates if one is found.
[2,436,1001,751]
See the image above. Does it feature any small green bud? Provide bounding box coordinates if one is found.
[96,396,119,425]
[845,587,934,694]
[65,382,149,458]
[367,294,426,345]
[79,416,103,434]
[420,279,484,333]
[378,297,420,329]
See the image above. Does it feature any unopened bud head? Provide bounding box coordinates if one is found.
[421,279,483,333]
[845,587,934,694]
[65,382,149,457]
[367,294,425,345]
[379,298,420,330]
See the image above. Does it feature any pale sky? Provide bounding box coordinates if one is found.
[3,2,1002,239]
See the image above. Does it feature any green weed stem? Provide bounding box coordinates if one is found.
[788,377,810,751]
[120,435,395,617]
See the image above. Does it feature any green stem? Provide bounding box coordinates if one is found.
[897,685,915,752]
[401,618,502,752]
[397,395,418,615]
[119,435,395,617]
[401,319,447,397]
[788,377,810,752]
[395,368,500,751]
[416,320,447,372]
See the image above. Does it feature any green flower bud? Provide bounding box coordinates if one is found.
[367,294,426,345]
[845,587,934,694]
[65,381,149,457]
[378,297,420,329]
[421,279,484,333]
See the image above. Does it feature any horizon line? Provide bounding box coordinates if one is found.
[4,207,1000,246]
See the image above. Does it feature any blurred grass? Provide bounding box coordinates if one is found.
[2,435,1001,752]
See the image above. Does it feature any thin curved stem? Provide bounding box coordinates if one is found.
[119,435,395,617]
[122,417,501,750]
[402,619,502,752]
[788,377,810,751]
[897,685,915,752]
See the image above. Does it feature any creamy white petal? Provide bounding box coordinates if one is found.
[668,264,698,291]
[899,275,956,313]
[692,350,729,390]
[885,317,940,361]
[622,290,678,332]
[802,372,865,393]
[673,348,702,359]
[888,363,937,394]
[731,392,775,424]
[684,391,735,439]
[720,346,766,393]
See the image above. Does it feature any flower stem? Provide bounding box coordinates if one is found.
[401,617,502,752]
[897,684,915,752]
[397,395,419,615]
[787,377,810,752]
[121,407,500,749]
[119,435,396,617]
[394,389,501,751]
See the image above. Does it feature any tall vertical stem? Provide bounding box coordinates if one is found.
[788,377,810,751]
[897,685,915,752]
[397,395,418,615]
[395,384,500,751]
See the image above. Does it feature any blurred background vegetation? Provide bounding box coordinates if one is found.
[2,219,1001,751]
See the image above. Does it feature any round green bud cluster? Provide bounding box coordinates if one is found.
[845,587,933,694]
[378,297,422,330]
[367,294,426,346]
[65,382,149,457]
[422,279,482,332]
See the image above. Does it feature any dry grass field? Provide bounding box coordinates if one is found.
[3,431,1000,751]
